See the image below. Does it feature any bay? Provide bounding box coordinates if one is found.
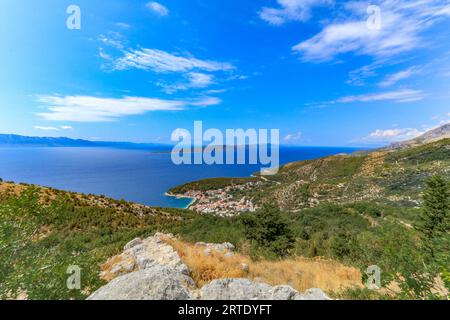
[0,146,361,208]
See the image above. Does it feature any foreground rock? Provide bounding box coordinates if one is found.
[199,279,329,300]
[88,265,193,300]
[89,233,331,301]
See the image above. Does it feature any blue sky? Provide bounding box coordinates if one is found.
[0,0,449,146]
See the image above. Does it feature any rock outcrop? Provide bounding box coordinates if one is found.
[89,233,331,301]
[100,233,188,281]
[88,265,193,300]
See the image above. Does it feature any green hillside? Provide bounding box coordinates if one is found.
[171,138,450,212]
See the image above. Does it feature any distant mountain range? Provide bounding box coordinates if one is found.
[0,134,274,151]
[0,134,171,151]
[386,123,450,150]
[1,123,449,151]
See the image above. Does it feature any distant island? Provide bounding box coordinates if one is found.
[0,134,172,151]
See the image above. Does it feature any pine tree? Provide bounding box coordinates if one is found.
[416,175,449,260]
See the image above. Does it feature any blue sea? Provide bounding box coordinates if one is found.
[0,146,361,208]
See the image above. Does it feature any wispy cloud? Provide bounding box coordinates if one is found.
[347,61,383,86]
[335,89,425,104]
[34,126,59,131]
[34,125,73,131]
[157,72,215,94]
[356,127,425,144]
[98,32,125,50]
[379,66,421,87]
[115,22,131,29]
[36,95,221,122]
[146,2,169,17]
[293,1,450,62]
[98,34,236,94]
[283,131,303,143]
[112,48,234,73]
[260,0,333,25]
[188,72,215,88]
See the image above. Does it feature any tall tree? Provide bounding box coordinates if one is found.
[416,175,449,261]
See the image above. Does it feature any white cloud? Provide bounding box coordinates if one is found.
[100,45,236,95]
[99,48,112,61]
[34,126,59,131]
[293,1,450,62]
[158,72,215,94]
[34,125,73,131]
[205,89,227,94]
[146,2,169,17]
[379,66,421,87]
[189,96,222,107]
[115,22,131,29]
[113,48,234,73]
[283,131,303,143]
[36,95,220,122]
[347,61,383,86]
[359,127,425,143]
[98,33,125,50]
[188,72,215,88]
[260,0,333,25]
[336,89,425,104]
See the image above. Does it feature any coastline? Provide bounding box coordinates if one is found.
[164,192,197,209]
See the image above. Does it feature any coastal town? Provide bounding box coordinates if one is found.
[173,181,265,217]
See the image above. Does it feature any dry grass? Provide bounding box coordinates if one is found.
[165,238,247,286]
[163,237,363,294]
[249,257,363,293]
[0,182,24,196]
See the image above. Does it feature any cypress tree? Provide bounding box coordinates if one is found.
[416,175,449,260]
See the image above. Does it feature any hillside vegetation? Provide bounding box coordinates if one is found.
[171,138,450,212]
[0,134,448,300]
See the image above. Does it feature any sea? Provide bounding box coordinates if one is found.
[0,146,361,208]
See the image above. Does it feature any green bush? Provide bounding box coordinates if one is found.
[241,204,294,258]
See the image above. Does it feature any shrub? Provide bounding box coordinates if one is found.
[241,204,294,258]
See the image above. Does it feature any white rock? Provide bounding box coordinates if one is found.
[88,265,193,300]
[199,279,273,300]
[123,238,142,251]
[199,279,331,300]
[295,288,331,300]
[125,234,190,275]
